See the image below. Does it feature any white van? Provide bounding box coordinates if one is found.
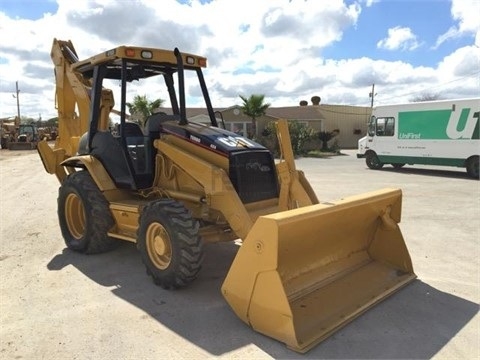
[357,98,479,178]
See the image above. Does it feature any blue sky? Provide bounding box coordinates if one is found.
[1,0,58,19]
[327,1,459,66]
[0,0,478,120]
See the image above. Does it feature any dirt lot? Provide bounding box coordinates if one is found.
[0,149,479,359]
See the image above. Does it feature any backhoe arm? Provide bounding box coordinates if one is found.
[39,39,115,183]
[51,39,91,155]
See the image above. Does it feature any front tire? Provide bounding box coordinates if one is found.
[137,199,204,289]
[58,171,117,254]
[366,152,384,170]
[466,156,479,179]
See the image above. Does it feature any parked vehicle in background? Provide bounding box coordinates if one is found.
[8,124,40,150]
[357,98,480,178]
[1,116,40,150]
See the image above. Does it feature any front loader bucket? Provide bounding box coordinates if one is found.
[8,142,35,150]
[221,188,416,353]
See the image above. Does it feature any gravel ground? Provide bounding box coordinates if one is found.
[0,148,478,360]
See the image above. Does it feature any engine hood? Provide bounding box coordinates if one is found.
[160,121,267,156]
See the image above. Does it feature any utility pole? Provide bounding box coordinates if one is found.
[14,81,21,122]
[369,83,376,108]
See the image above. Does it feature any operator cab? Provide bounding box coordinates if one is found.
[74,45,213,190]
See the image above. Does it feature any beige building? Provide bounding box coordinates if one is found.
[158,100,371,149]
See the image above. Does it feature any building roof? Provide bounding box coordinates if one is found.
[265,106,325,120]
[156,103,370,121]
[156,107,226,118]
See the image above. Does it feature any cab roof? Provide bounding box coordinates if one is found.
[70,45,207,80]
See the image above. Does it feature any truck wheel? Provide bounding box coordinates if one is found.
[466,156,479,179]
[392,163,405,169]
[137,199,204,289]
[366,152,384,170]
[58,171,117,254]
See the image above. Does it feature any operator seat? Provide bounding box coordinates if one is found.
[123,121,144,138]
[90,122,150,190]
[144,112,181,178]
[90,130,137,189]
[122,122,153,189]
[144,112,180,134]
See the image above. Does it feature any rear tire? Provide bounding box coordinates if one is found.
[58,171,117,254]
[366,152,384,170]
[137,199,203,289]
[466,156,479,179]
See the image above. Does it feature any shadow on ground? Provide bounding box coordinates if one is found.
[47,242,478,359]
[377,166,475,180]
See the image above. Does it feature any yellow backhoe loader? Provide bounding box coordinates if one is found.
[1,116,39,150]
[8,123,39,150]
[38,39,416,353]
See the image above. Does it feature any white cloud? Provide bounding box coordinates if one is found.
[0,0,478,120]
[437,45,480,82]
[377,26,420,51]
[0,0,364,118]
[364,0,380,7]
[435,0,480,48]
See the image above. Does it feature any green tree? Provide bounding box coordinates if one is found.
[20,116,36,125]
[46,117,58,127]
[126,95,164,126]
[239,94,270,138]
[410,93,442,102]
[287,121,316,155]
[259,120,315,157]
[317,130,339,151]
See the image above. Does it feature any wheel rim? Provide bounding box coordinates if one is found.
[65,193,86,240]
[146,223,172,270]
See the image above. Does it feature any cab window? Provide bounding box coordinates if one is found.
[375,117,395,136]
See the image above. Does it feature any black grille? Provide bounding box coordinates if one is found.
[229,150,279,204]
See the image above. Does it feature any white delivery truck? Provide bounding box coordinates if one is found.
[357,98,479,178]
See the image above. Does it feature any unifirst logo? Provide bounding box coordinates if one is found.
[446,108,478,139]
[399,132,421,139]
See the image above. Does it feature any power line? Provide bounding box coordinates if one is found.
[315,107,371,116]
[378,70,480,103]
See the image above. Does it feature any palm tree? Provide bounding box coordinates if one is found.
[317,130,339,151]
[239,94,270,138]
[126,95,164,126]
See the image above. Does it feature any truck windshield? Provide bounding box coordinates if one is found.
[375,117,395,136]
[368,116,376,136]
[19,126,35,135]
[369,116,395,137]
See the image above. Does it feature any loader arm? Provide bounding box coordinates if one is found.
[155,138,254,240]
